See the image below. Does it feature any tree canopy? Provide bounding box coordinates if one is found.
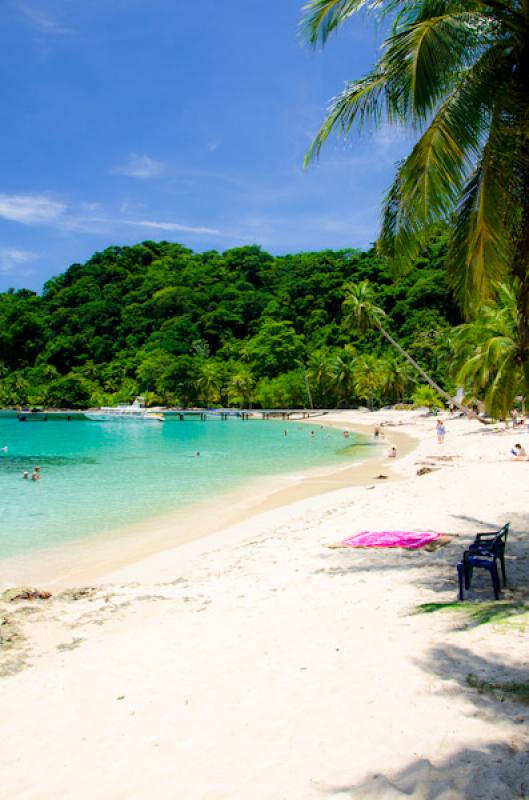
[0,235,460,408]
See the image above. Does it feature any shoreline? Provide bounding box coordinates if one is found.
[0,420,415,589]
[1,409,528,799]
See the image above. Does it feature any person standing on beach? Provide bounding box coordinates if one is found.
[373,425,380,440]
[436,419,446,444]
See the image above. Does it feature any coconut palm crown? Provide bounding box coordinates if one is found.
[451,283,524,417]
[302,0,529,350]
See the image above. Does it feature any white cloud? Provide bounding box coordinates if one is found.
[79,202,101,212]
[111,154,166,179]
[123,219,221,236]
[0,248,37,273]
[0,193,66,224]
[17,3,74,34]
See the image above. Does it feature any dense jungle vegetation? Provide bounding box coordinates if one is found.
[0,231,461,409]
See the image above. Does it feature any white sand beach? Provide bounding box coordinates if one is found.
[1,410,528,799]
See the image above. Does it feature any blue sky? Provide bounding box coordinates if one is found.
[0,0,411,291]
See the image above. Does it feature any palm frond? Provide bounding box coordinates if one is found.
[304,70,387,164]
[448,144,512,314]
[378,170,427,266]
[384,9,493,120]
[379,45,507,272]
[301,0,377,45]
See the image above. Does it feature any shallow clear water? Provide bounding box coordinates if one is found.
[0,417,368,558]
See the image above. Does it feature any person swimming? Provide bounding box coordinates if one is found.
[31,465,41,481]
[23,471,29,479]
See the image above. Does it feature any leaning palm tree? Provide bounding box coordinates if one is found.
[451,283,524,418]
[302,0,529,369]
[342,280,454,403]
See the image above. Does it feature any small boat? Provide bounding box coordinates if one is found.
[85,397,164,423]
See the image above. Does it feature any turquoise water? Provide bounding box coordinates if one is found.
[0,418,368,559]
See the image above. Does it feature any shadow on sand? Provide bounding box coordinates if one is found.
[322,646,529,798]
[315,513,529,798]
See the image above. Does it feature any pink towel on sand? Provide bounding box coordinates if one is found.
[340,531,441,549]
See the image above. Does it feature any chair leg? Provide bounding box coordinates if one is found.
[491,563,501,600]
[465,565,473,590]
[457,563,465,600]
[500,555,507,587]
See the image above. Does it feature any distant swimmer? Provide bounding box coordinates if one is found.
[196,452,201,457]
[32,465,41,481]
[23,471,29,479]
[343,431,350,439]
[284,430,288,437]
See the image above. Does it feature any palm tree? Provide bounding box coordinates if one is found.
[330,347,357,406]
[451,283,523,418]
[302,0,529,371]
[378,352,415,404]
[231,366,255,408]
[353,354,385,409]
[342,280,454,404]
[307,348,336,406]
[195,362,222,407]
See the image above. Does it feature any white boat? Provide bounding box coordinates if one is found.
[85,397,164,422]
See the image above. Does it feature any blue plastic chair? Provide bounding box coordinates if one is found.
[457,523,509,600]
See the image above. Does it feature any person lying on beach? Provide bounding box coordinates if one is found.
[510,443,527,460]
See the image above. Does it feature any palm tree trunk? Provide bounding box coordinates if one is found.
[513,196,529,393]
[512,60,529,393]
[303,368,314,409]
[374,320,459,407]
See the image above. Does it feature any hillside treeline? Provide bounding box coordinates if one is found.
[0,232,460,408]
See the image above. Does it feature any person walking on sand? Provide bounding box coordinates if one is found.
[373,424,380,440]
[436,419,446,444]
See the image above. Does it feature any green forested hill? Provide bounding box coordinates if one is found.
[0,233,461,408]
